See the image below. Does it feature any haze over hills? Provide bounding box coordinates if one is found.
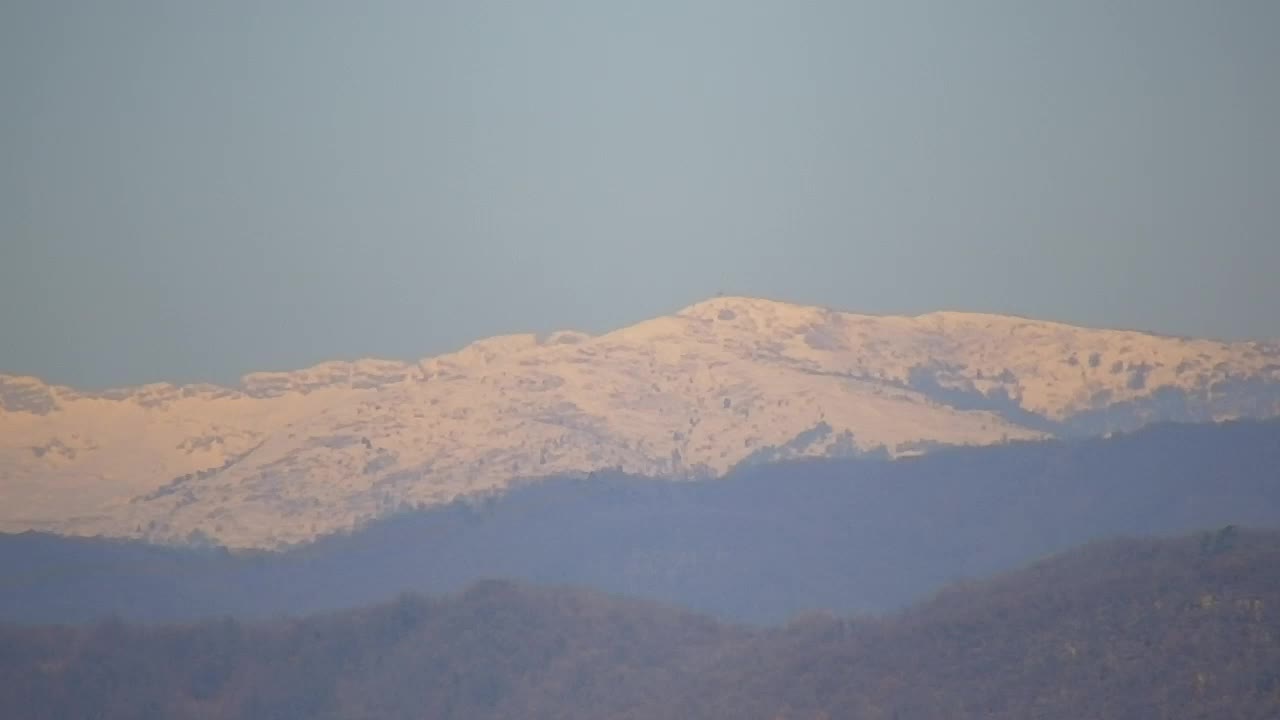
[3,528,1279,720]
[3,296,1279,547]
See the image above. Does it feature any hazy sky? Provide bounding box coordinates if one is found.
[3,1,1278,388]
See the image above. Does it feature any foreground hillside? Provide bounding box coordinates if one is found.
[2,529,1278,720]
[4,296,1279,547]
[4,418,1279,625]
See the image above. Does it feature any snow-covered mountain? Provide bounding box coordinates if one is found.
[3,296,1278,547]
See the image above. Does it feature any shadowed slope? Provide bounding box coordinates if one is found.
[2,417,1279,625]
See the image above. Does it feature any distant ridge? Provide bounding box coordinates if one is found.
[3,296,1279,547]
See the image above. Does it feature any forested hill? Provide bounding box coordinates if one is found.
[3,417,1280,625]
[2,528,1278,720]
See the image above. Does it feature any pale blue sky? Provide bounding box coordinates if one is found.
[3,1,1278,387]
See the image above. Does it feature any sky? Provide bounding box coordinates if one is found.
[2,1,1278,388]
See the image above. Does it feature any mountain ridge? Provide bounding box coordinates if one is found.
[3,296,1279,547]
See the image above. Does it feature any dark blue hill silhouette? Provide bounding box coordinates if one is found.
[4,529,1280,719]
[3,418,1279,624]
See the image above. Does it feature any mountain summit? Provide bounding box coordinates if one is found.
[4,297,1279,547]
